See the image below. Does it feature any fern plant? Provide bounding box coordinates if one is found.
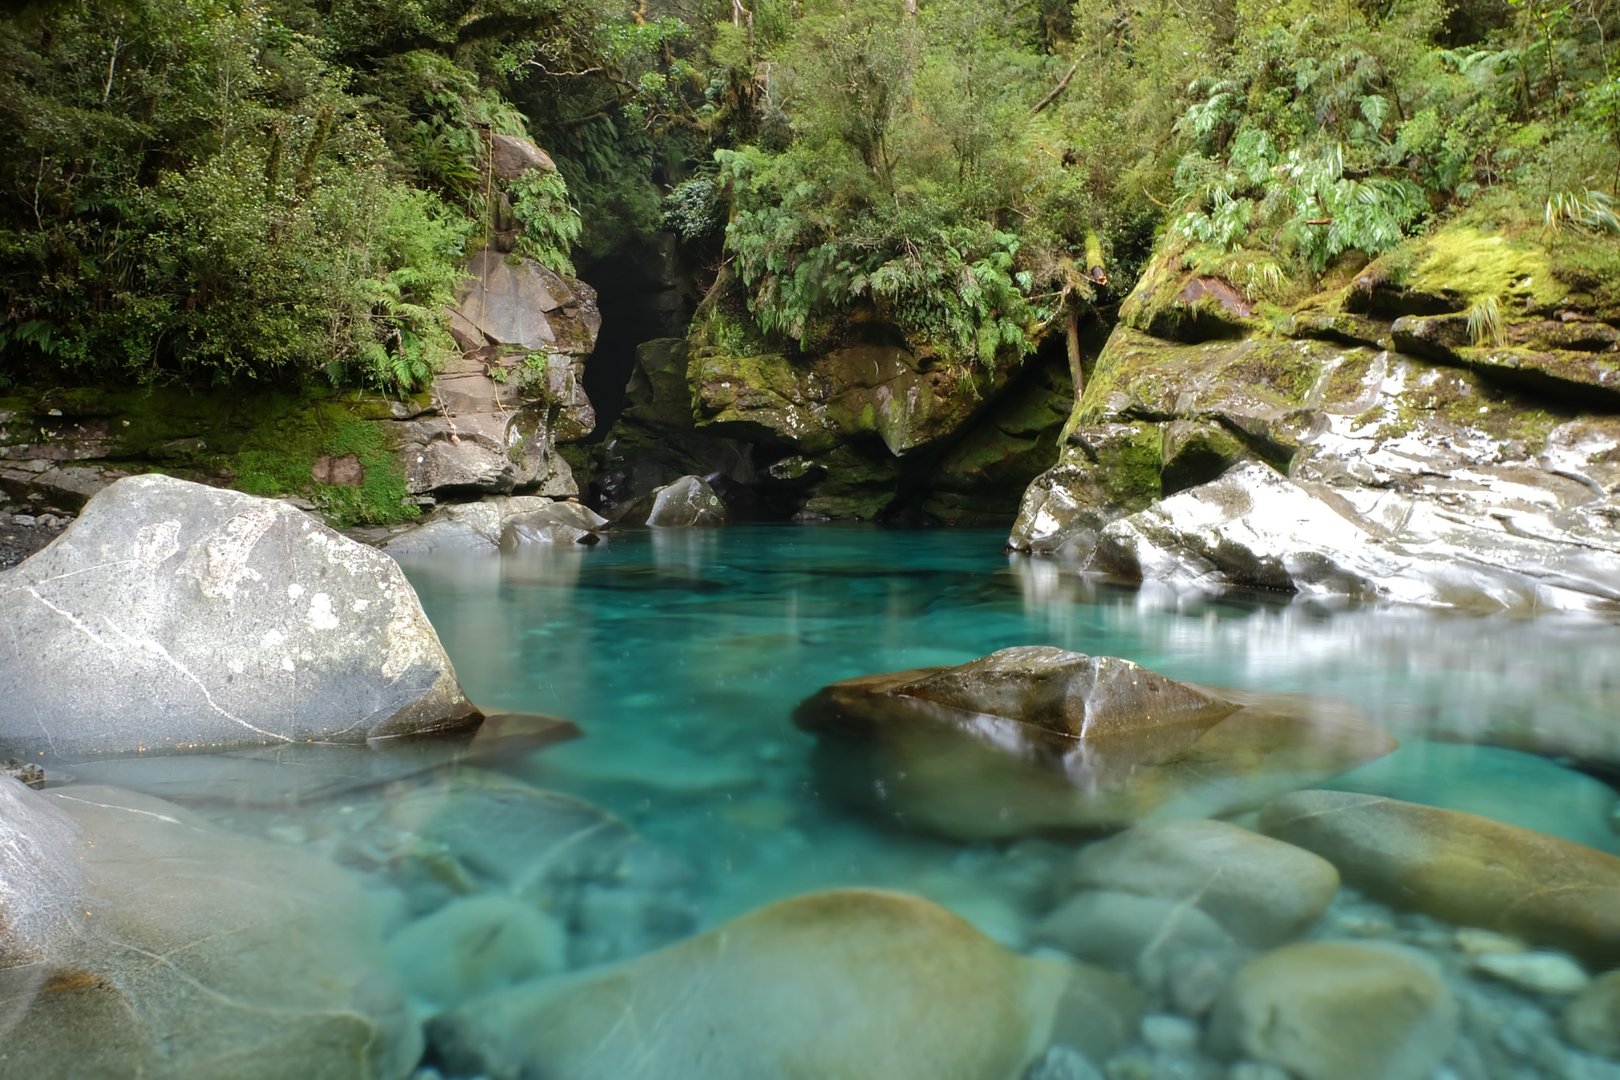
[508,171,583,276]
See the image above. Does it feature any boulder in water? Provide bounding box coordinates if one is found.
[794,646,1395,839]
[1260,790,1620,967]
[428,888,1143,1080]
[0,780,419,1080]
[617,474,728,526]
[0,474,477,756]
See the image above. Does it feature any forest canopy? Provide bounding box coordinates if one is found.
[0,0,1615,388]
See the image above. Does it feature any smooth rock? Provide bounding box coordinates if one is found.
[1469,950,1590,995]
[1326,740,1620,853]
[499,501,607,549]
[1034,889,1236,980]
[1564,971,1620,1059]
[1260,790,1620,967]
[1067,818,1339,946]
[621,474,728,527]
[796,646,1394,839]
[429,888,1142,1080]
[0,783,418,1079]
[1209,941,1457,1080]
[0,777,84,967]
[0,474,477,756]
[386,894,566,1012]
[381,496,556,556]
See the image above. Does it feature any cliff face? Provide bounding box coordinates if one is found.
[596,304,1073,523]
[1009,224,1620,614]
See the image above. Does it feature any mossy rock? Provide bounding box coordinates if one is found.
[1119,248,1268,344]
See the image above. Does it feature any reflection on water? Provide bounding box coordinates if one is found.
[18,524,1620,1078]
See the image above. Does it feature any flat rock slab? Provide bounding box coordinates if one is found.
[429,888,1142,1080]
[0,474,476,756]
[1260,790,1620,968]
[795,646,1395,839]
[0,781,418,1080]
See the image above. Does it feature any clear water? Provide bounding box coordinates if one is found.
[41,524,1620,1077]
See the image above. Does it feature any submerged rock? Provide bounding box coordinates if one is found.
[386,894,567,1013]
[794,646,1395,839]
[0,781,419,1079]
[1564,971,1620,1059]
[0,474,477,756]
[1065,818,1340,947]
[1260,790,1620,967]
[1209,941,1457,1080]
[428,888,1142,1080]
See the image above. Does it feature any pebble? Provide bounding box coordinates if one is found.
[1141,1014,1201,1054]
[1454,928,1526,956]
[1471,950,1591,995]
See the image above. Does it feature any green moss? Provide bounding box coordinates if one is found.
[1401,226,1566,309]
[1322,352,1377,405]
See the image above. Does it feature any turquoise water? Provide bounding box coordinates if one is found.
[400,525,1620,920]
[43,523,1617,1078]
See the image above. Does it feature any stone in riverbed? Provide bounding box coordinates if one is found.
[795,646,1395,839]
[1209,941,1457,1080]
[499,500,608,548]
[0,780,419,1079]
[0,474,478,756]
[617,473,728,526]
[1564,971,1620,1059]
[1259,790,1620,968]
[428,888,1143,1080]
[1065,818,1340,946]
[386,894,567,1012]
[1034,888,1241,996]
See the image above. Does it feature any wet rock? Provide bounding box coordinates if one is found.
[0,782,419,1079]
[485,133,556,180]
[1034,889,1238,989]
[1564,971,1620,1059]
[1326,740,1620,853]
[1209,941,1457,1080]
[2,758,44,789]
[1066,818,1340,946]
[380,495,558,556]
[0,777,85,967]
[351,769,696,969]
[1008,424,1163,555]
[795,646,1394,839]
[0,474,477,756]
[429,888,1142,1080]
[499,501,607,548]
[1469,950,1590,995]
[645,474,727,526]
[1259,790,1620,967]
[386,894,566,1012]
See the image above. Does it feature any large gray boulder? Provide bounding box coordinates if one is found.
[0,474,477,757]
[0,780,419,1079]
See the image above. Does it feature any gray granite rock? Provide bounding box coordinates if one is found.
[0,474,477,756]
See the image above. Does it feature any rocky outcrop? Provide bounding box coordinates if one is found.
[793,646,1395,839]
[428,888,1143,1080]
[400,247,601,500]
[1260,790,1620,968]
[0,474,478,757]
[600,303,1072,521]
[614,473,727,527]
[0,779,419,1080]
[1009,226,1620,614]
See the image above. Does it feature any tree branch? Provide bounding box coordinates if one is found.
[1030,60,1079,116]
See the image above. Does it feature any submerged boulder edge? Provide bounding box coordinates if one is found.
[0,473,479,757]
[794,645,1396,839]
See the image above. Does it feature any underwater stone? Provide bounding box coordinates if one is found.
[1564,971,1620,1059]
[1034,889,1237,990]
[1066,818,1340,947]
[0,783,419,1079]
[1469,950,1590,996]
[795,646,1394,839]
[429,888,1141,1080]
[386,894,566,1012]
[1209,941,1457,1080]
[1260,790,1620,968]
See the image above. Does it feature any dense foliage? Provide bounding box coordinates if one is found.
[2,0,1616,388]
